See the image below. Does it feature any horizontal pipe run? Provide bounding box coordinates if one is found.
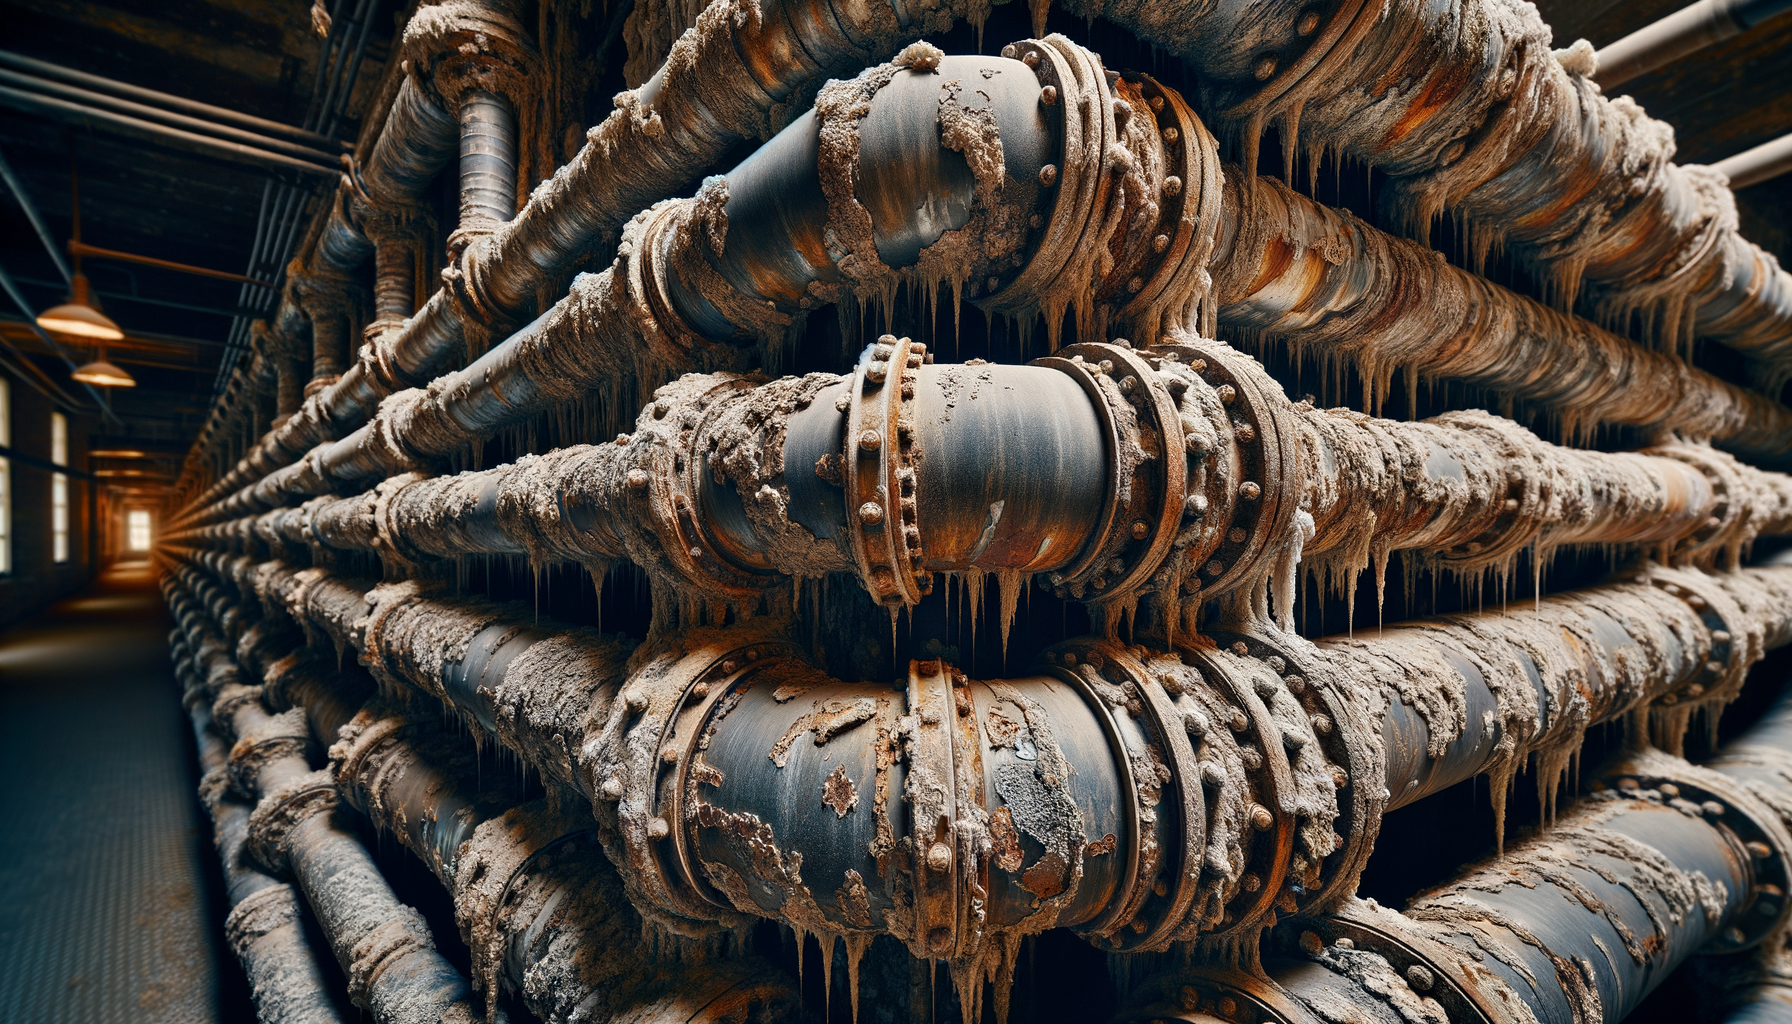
[173,0,952,521]
[164,549,1792,985]
[168,336,1792,639]
[0,85,343,180]
[1120,687,1792,1024]
[162,570,482,1024]
[178,669,346,1024]
[0,68,346,168]
[1716,131,1792,191]
[0,49,348,152]
[1595,0,1792,91]
[172,35,1792,537]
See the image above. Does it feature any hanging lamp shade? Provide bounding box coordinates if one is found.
[37,273,123,342]
[71,355,135,388]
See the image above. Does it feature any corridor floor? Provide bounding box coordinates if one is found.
[0,561,244,1023]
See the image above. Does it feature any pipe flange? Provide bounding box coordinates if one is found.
[229,707,316,800]
[1432,427,1541,570]
[223,884,307,962]
[1639,565,1746,710]
[1207,0,1375,150]
[1047,638,1207,954]
[603,633,793,935]
[903,657,987,960]
[982,36,1117,329]
[1179,642,1301,941]
[844,335,933,607]
[1154,340,1301,602]
[1032,343,1186,611]
[1124,965,1315,1024]
[1207,628,1379,919]
[651,640,803,926]
[1595,758,1792,953]
[1269,899,1498,1024]
[1110,74,1223,345]
[1654,445,1749,568]
[245,768,341,875]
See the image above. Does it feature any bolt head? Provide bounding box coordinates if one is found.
[1239,481,1261,501]
[927,842,953,873]
[858,429,882,451]
[1039,84,1057,105]
[858,502,886,526]
[1297,10,1322,34]
[1253,54,1278,80]
[626,468,650,489]
[1162,175,1183,196]
[1038,164,1059,186]
[1131,520,1150,539]
[647,817,671,839]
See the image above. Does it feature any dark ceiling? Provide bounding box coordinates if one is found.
[0,0,399,473]
[0,0,1786,484]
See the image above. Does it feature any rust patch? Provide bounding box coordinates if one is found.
[822,763,859,818]
[1086,833,1118,857]
[991,806,1024,873]
[1020,851,1070,900]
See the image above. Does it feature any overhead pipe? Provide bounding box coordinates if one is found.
[1120,687,1792,1024]
[171,38,1792,536]
[0,85,343,181]
[1595,0,1792,91]
[1716,130,1792,191]
[1045,0,1792,375]
[161,570,485,1024]
[164,547,1792,1014]
[0,49,350,152]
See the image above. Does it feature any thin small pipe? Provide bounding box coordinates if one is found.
[0,50,348,152]
[1716,130,1792,190]
[1595,0,1792,90]
[0,144,72,284]
[0,86,342,181]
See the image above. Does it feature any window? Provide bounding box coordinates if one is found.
[51,412,67,564]
[0,379,9,574]
[127,510,151,552]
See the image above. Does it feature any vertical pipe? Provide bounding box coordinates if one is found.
[455,89,517,235]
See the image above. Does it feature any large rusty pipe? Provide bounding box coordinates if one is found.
[161,569,482,1024]
[173,0,990,525]
[167,334,1792,641]
[161,549,1792,989]
[1054,0,1792,373]
[173,34,1792,537]
[1123,686,1792,1024]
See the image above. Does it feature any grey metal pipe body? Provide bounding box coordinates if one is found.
[162,548,1792,976]
[171,626,346,1024]
[1717,131,1792,191]
[1596,0,1792,90]
[0,68,345,168]
[456,90,517,233]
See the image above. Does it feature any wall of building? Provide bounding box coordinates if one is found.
[0,367,98,628]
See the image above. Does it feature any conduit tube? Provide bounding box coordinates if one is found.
[176,0,985,525]
[169,628,346,1024]
[1063,0,1792,372]
[1596,0,1792,91]
[328,701,803,1024]
[186,35,1792,537]
[170,334,1792,640]
[163,549,1792,1010]
[1123,686,1792,1024]
[161,569,483,1024]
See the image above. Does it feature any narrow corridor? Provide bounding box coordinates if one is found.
[0,561,238,1023]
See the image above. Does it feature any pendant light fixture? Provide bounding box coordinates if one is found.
[38,140,133,386]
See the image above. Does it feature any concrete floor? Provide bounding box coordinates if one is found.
[0,560,247,1023]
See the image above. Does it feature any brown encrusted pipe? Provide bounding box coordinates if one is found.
[1123,689,1792,1024]
[329,701,802,1023]
[164,550,1792,1016]
[162,570,485,1024]
[166,578,346,1024]
[1066,0,1792,374]
[165,337,1792,642]
[172,0,970,528]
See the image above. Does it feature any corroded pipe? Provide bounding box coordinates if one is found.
[162,569,483,1024]
[1066,0,1792,373]
[164,549,1792,1015]
[174,0,977,525]
[328,701,803,1023]
[169,337,1792,636]
[1121,689,1792,1024]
